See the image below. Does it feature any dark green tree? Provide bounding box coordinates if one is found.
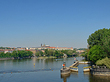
[48,49,54,56]
[0,52,5,58]
[44,49,49,56]
[87,28,110,49]
[5,52,12,57]
[12,50,18,57]
[88,45,106,63]
[102,36,110,57]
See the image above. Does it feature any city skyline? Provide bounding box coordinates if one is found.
[0,0,110,48]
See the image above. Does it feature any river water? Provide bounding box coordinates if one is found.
[0,57,110,82]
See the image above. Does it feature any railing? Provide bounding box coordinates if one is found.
[91,65,110,72]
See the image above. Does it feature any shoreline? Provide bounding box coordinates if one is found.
[0,57,31,60]
[32,56,57,59]
[0,56,57,60]
[0,57,14,60]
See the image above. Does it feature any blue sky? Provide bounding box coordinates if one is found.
[0,0,110,48]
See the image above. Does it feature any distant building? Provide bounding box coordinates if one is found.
[55,47,73,50]
[40,44,73,50]
[0,49,4,53]
[29,47,36,50]
[17,47,25,50]
[26,47,30,50]
[4,49,14,53]
[41,44,50,48]
[48,47,56,49]
[76,50,85,53]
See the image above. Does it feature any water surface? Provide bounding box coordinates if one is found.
[0,57,110,82]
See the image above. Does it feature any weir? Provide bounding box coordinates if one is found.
[60,61,79,74]
[69,61,79,67]
[60,60,91,74]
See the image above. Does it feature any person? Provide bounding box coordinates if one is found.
[62,62,66,69]
[74,57,76,60]
[63,63,65,67]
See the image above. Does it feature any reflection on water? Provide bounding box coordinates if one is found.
[61,72,79,82]
[89,75,110,82]
[71,72,78,77]
[83,72,91,77]
[61,73,70,82]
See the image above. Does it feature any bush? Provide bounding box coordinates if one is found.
[96,57,110,69]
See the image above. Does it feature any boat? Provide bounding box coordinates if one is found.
[70,66,78,72]
[83,66,91,72]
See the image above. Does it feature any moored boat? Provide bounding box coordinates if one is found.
[70,67,78,72]
[83,66,91,72]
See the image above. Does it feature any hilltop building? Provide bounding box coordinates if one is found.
[41,44,50,48]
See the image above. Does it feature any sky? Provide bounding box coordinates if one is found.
[0,0,110,48]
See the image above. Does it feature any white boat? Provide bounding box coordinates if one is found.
[83,68,90,72]
[83,66,91,72]
[70,67,78,72]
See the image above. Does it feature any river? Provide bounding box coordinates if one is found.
[0,57,110,82]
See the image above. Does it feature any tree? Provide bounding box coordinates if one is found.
[87,28,110,63]
[35,51,43,57]
[0,52,5,58]
[48,49,54,56]
[27,51,33,57]
[87,28,110,49]
[88,45,106,63]
[96,57,110,68]
[35,52,40,57]
[102,36,110,57]
[45,49,49,56]
[12,50,18,57]
[5,52,12,57]
[81,49,89,60]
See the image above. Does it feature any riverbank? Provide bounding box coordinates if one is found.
[0,56,32,60]
[0,57,14,60]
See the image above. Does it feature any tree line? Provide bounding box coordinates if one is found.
[0,50,33,58]
[35,49,77,58]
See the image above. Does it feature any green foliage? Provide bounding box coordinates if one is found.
[48,49,54,56]
[35,51,43,57]
[87,28,110,63]
[0,47,11,49]
[102,36,110,57]
[54,50,63,57]
[44,49,48,55]
[81,49,89,60]
[0,50,33,58]
[0,47,5,49]
[96,57,110,69]
[87,28,110,48]
[12,51,18,57]
[61,50,76,57]
[35,49,77,58]
[88,45,106,63]
[0,52,6,58]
